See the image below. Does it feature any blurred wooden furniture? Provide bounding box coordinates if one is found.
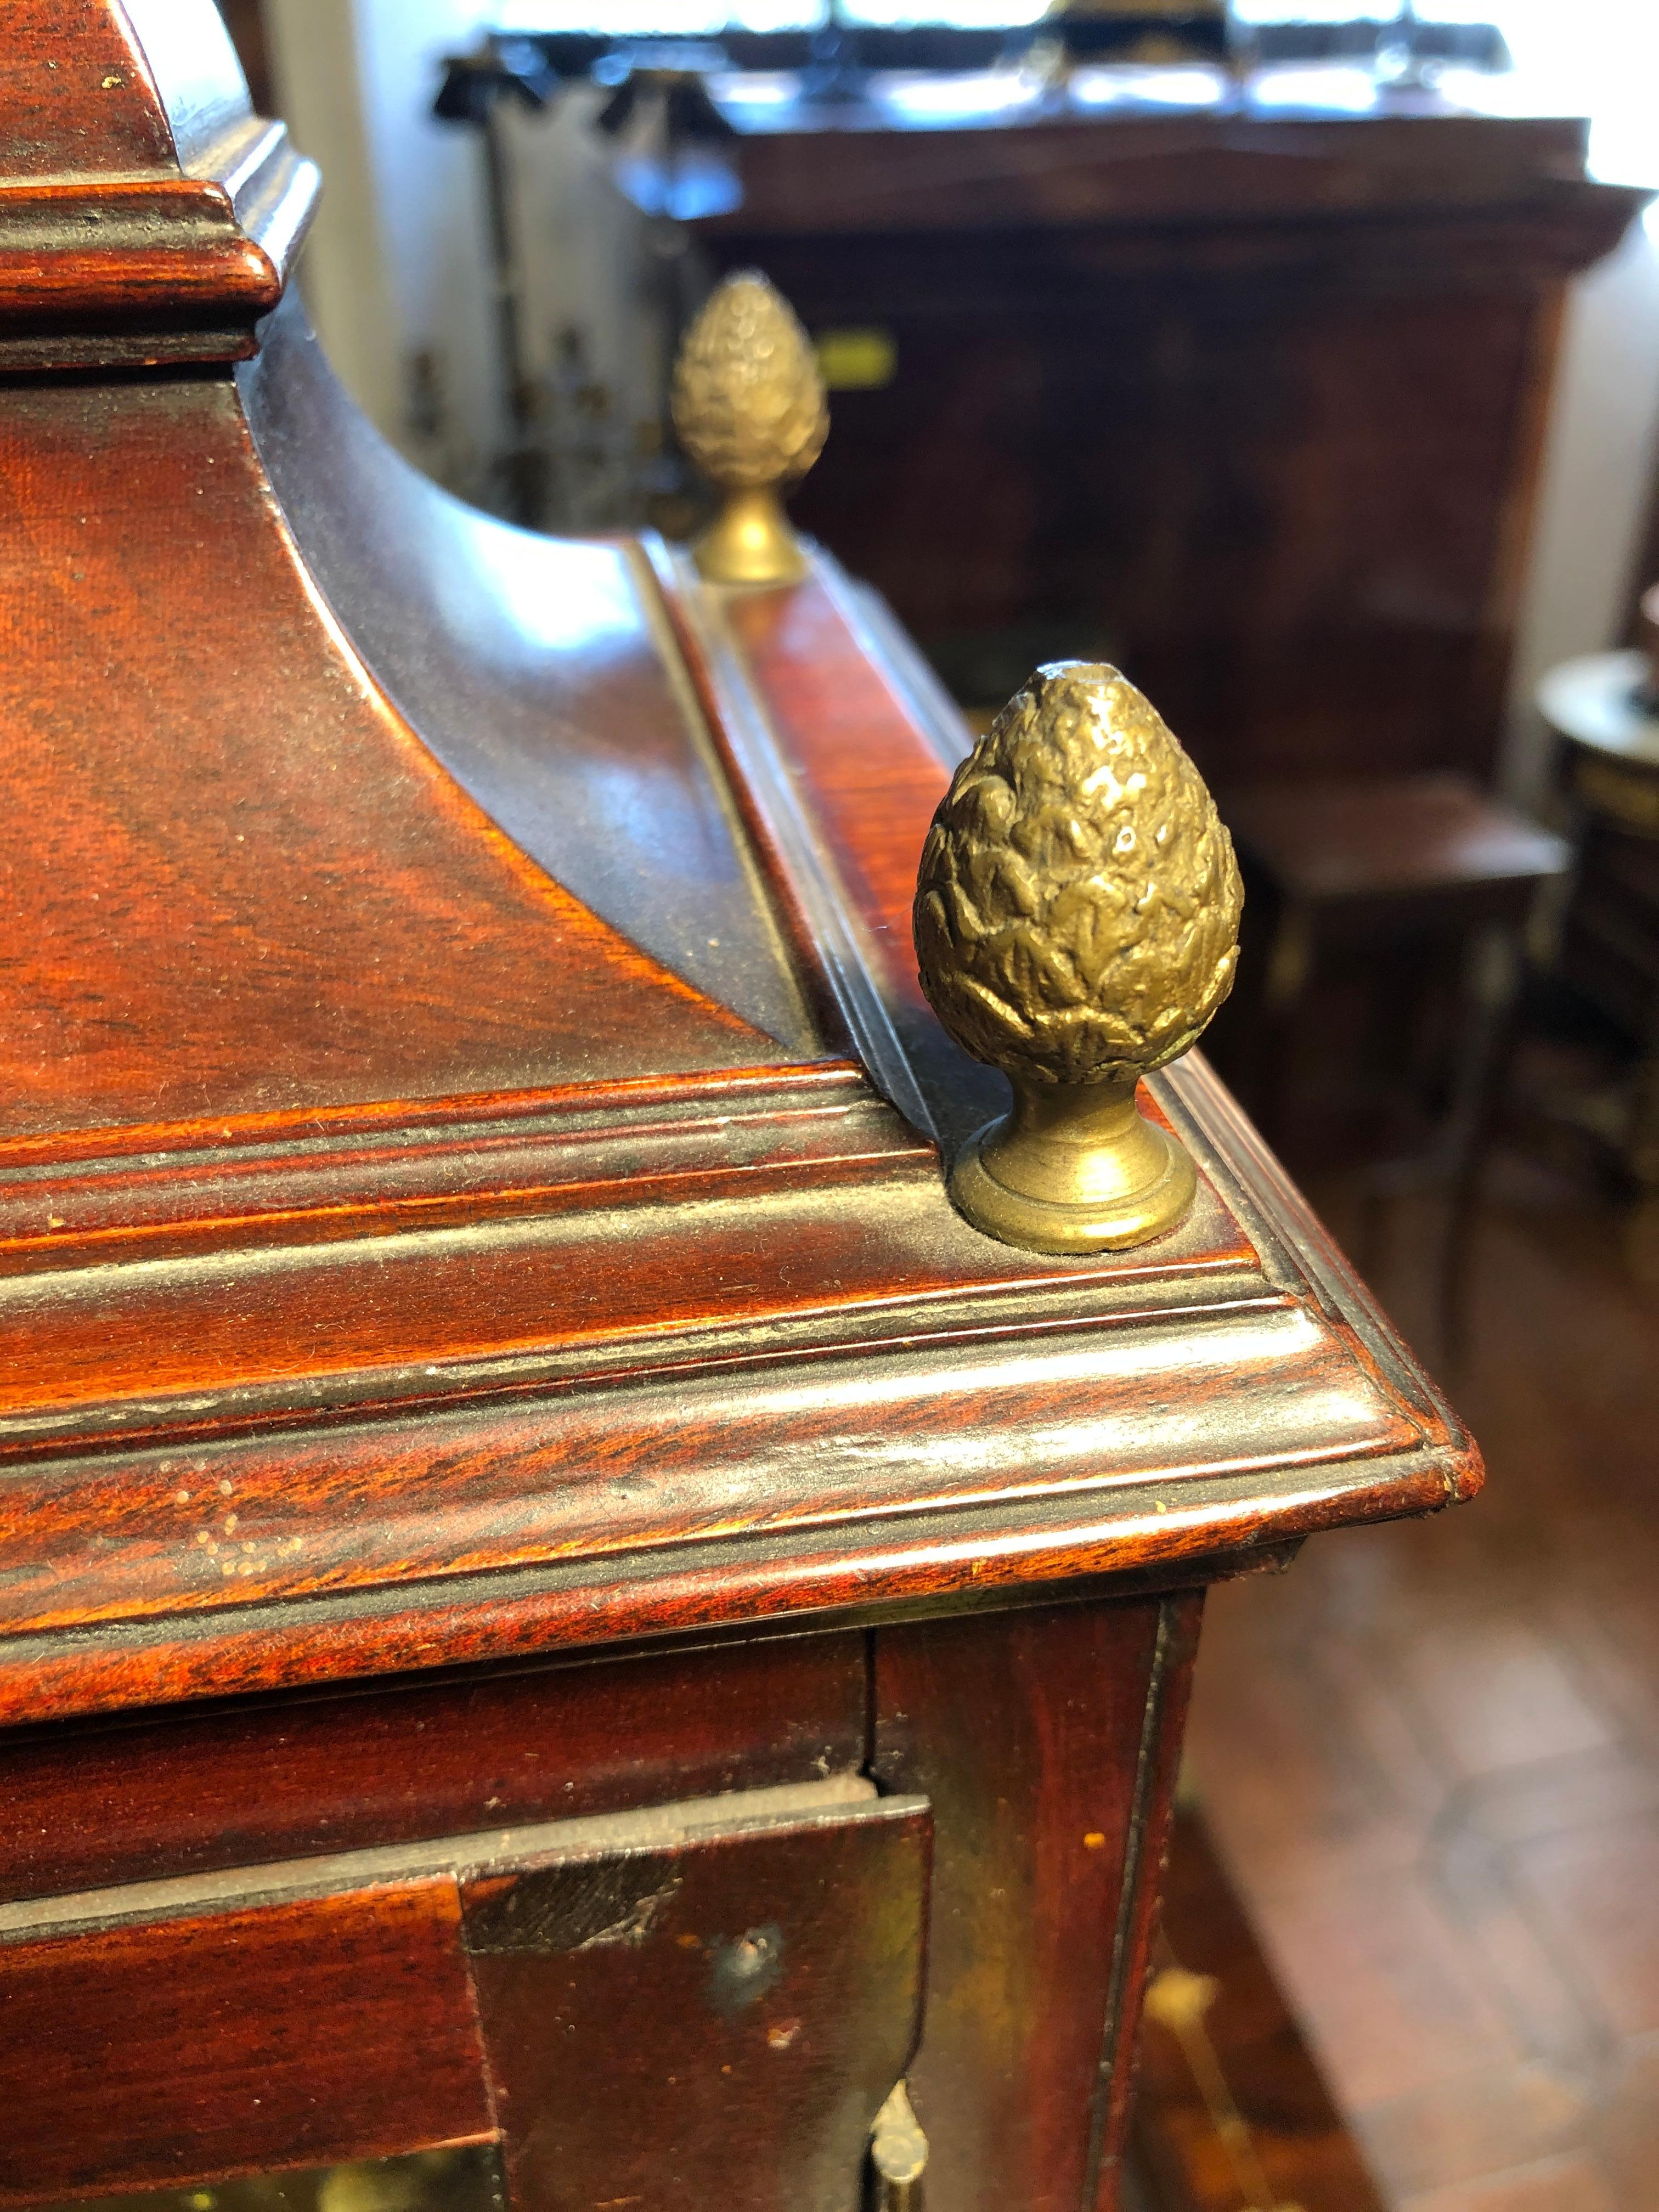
[1220,773,1570,1348]
[1537,648,1659,1254]
[1133,1805,1389,2212]
[0,9,1479,2212]
[697,71,1646,789]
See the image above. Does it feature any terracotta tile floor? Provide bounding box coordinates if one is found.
[1184,1149,1659,2210]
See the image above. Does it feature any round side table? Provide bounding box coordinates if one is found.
[1536,648,1659,1267]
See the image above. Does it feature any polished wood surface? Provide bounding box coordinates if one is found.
[0,1633,866,1904]
[701,81,1645,788]
[0,1047,1469,1726]
[0,1778,923,2211]
[0,13,1483,2211]
[873,1599,1201,2212]
[0,5,1476,1739]
[245,302,819,1056]
[0,471,1475,1726]
[0,1881,494,2201]
[0,0,315,369]
[1,359,788,1142]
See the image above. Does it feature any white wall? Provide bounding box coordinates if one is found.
[262,0,669,511]
[1491,0,1659,799]
[262,0,399,437]
[1505,222,1659,799]
[263,0,504,491]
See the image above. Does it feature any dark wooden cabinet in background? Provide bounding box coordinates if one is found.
[0,9,1477,2211]
[700,81,1645,788]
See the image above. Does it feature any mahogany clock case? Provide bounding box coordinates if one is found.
[0,9,1478,2212]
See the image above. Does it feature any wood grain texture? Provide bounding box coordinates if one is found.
[0,1268,1425,1706]
[724,571,945,1031]
[0,1048,1476,1723]
[0,1286,1416,1629]
[0,1630,866,1905]
[0,25,1489,2212]
[463,1796,929,2212]
[0,1479,1410,1729]
[0,4,318,368]
[871,1598,1198,2212]
[0,1880,493,2202]
[0,0,178,179]
[0,371,776,1139]
[0,1159,1252,1443]
[242,298,819,1057]
[0,1068,905,1275]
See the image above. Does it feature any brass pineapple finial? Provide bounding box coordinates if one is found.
[870,2081,928,2212]
[671,270,828,585]
[914,662,1243,1253]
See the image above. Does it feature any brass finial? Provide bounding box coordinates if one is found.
[914,662,1243,1254]
[870,2081,928,2212]
[671,270,828,585]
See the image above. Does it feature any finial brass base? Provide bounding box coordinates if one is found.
[692,487,807,586]
[948,1077,1198,1255]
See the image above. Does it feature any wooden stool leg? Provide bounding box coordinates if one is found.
[1246,899,1314,1148]
[1437,927,1523,1369]
[1626,1031,1659,1284]
[1353,943,1436,1286]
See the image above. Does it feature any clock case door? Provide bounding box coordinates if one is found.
[0,1780,930,2212]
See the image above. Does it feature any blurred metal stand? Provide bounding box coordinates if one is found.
[433,37,558,524]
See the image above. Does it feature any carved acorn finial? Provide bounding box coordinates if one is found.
[671,270,829,585]
[914,661,1243,1252]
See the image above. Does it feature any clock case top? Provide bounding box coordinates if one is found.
[0,0,1479,1728]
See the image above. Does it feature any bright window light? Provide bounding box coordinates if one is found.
[495,4,826,30]
[498,2,1058,26]
[1228,2,1393,20]
[1070,65,1230,110]
[494,0,1659,211]
[876,70,1044,119]
[1250,63,1382,109]
[1481,0,1659,206]
[841,2,1049,23]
